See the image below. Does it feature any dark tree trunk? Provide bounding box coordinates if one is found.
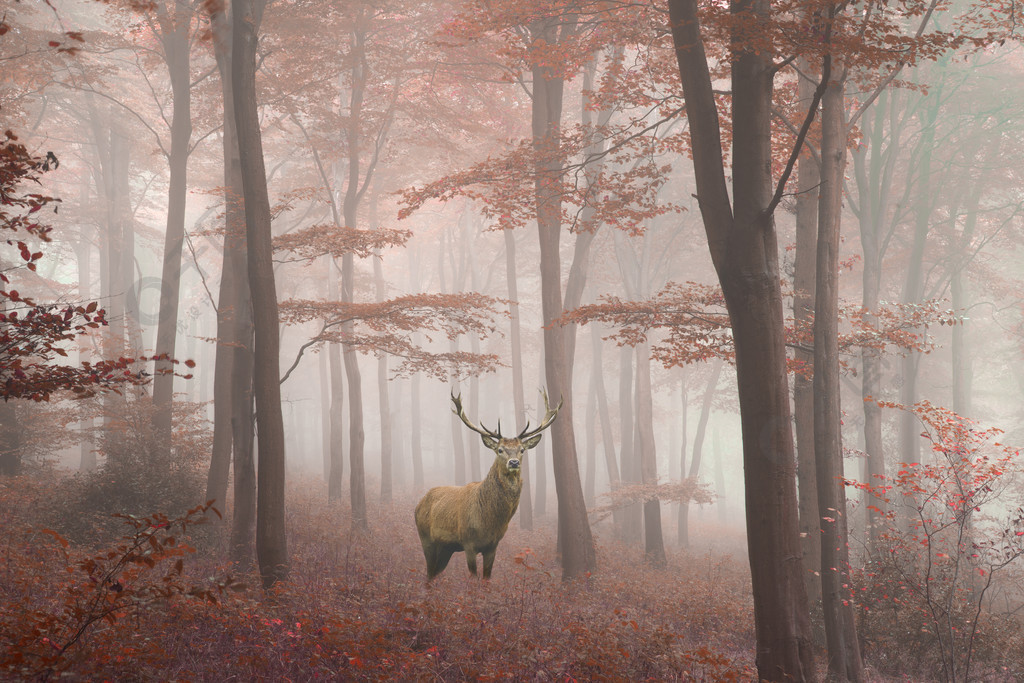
[206,1,248,513]
[232,0,287,587]
[668,1,816,678]
[813,51,864,682]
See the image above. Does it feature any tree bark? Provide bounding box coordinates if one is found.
[327,263,345,502]
[232,0,288,587]
[152,0,194,457]
[636,342,666,566]
[206,0,248,513]
[341,18,369,532]
[794,57,822,608]
[505,227,533,529]
[813,48,864,682]
[668,1,816,678]
[530,17,596,579]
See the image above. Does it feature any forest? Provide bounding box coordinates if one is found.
[2,0,1023,680]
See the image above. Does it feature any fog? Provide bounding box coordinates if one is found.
[3,0,1024,680]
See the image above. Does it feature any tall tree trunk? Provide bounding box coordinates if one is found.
[409,372,424,492]
[327,263,345,501]
[232,0,287,587]
[898,98,940,472]
[152,0,194,458]
[619,343,640,540]
[341,19,369,533]
[531,17,595,580]
[584,358,598,506]
[636,342,666,566]
[813,49,864,682]
[76,229,96,472]
[794,57,823,608]
[852,88,902,551]
[206,1,247,512]
[676,373,688,546]
[680,360,722,547]
[505,228,533,529]
[591,326,621,517]
[319,348,330,482]
[374,253,393,504]
[668,1,816,678]
[534,360,548,518]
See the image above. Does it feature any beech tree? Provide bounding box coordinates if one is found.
[231,0,287,588]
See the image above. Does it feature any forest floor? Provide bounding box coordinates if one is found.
[0,473,759,681]
[3,473,1011,681]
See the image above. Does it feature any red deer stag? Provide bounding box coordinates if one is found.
[414,391,560,580]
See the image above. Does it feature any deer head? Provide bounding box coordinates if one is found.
[451,390,561,473]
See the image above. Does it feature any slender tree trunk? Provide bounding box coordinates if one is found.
[232,0,287,587]
[584,358,598,506]
[152,2,194,458]
[668,1,816,677]
[373,242,392,502]
[681,360,722,547]
[411,371,424,490]
[505,228,533,529]
[531,17,595,579]
[853,89,901,551]
[327,263,345,501]
[206,1,246,512]
[341,20,369,533]
[677,373,688,546]
[794,57,823,609]
[898,99,939,473]
[319,348,330,482]
[619,343,640,540]
[591,326,621,514]
[813,49,864,681]
[76,230,96,472]
[636,342,666,566]
[534,359,548,518]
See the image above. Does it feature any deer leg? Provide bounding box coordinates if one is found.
[425,543,456,580]
[465,548,479,577]
[482,548,497,579]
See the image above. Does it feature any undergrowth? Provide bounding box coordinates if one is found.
[0,474,756,681]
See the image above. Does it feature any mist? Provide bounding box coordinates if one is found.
[2,0,1023,680]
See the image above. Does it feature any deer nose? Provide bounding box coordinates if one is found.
[507,458,520,470]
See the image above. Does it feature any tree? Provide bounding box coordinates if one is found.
[667,0,816,676]
[231,0,287,588]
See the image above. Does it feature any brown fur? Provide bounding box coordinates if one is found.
[415,436,538,580]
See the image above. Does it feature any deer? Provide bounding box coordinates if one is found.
[414,390,561,581]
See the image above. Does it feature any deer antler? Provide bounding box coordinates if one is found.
[451,392,503,439]
[518,389,562,440]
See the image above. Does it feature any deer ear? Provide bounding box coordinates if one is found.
[522,434,543,450]
[482,435,500,450]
